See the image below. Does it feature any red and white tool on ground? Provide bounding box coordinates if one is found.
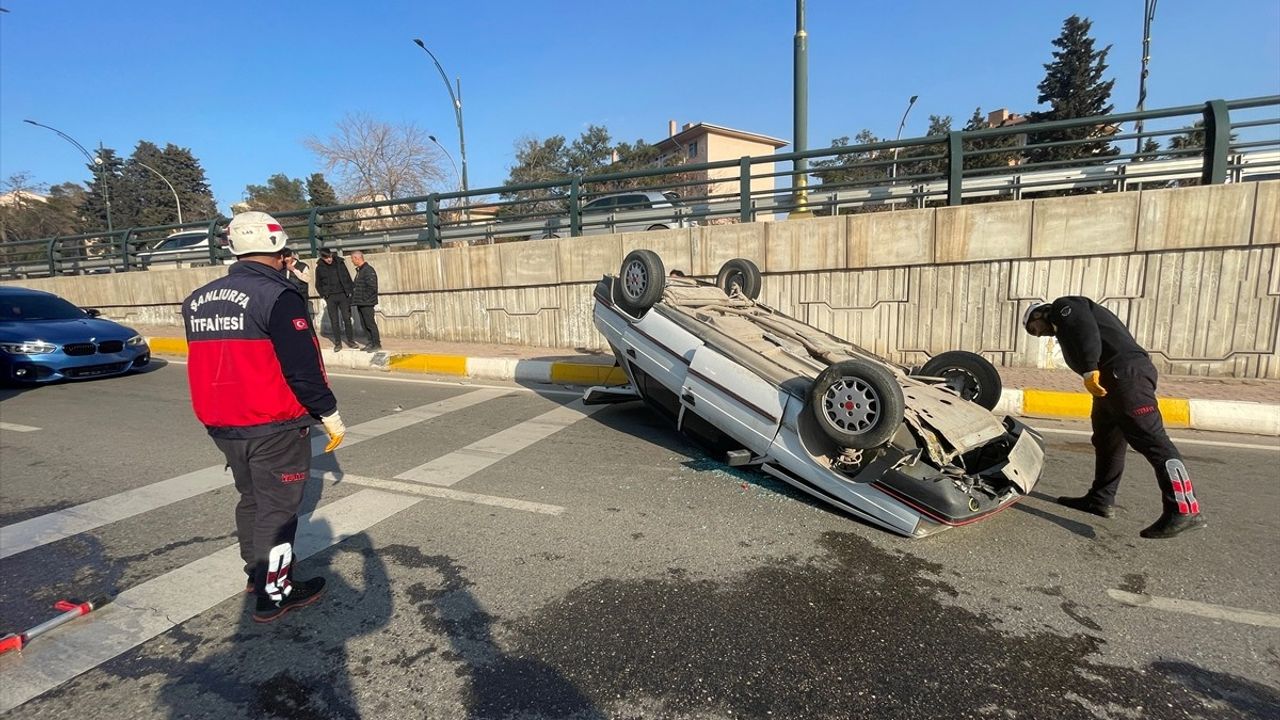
[0,596,112,655]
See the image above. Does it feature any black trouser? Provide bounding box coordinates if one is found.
[324,295,355,346]
[1088,359,1200,515]
[214,426,312,601]
[356,304,380,347]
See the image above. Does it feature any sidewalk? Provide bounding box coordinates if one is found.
[137,325,1280,437]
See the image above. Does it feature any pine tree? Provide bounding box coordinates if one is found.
[306,173,339,207]
[80,147,129,232]
[243,174,307,213]
[1025,15,1119,166]
[159,144,217,221]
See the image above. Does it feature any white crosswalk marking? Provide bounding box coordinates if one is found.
[395,400,603,486]
[0,388,601,712]
[0,390,507,559]
[0,489,421,713]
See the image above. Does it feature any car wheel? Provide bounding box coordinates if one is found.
[615,249,666,316]
[715,258,762,300]
[915,351,1003,410]
[809,359,905,450]
[541,233,561,240]
[646,224,669,231]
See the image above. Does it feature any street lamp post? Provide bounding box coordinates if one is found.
[890,95,920,183]
[412,38,470,220]
[429,134,465,226]
[1134,0,1158,156]
[789,0,811,218]
[23,119,113,231]
[135,161,183,225]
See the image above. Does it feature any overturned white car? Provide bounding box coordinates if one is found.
[585,250,1045,538]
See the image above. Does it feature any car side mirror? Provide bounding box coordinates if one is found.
[84,308,102,318]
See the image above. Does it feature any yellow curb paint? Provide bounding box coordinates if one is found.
[387,354,468,376]
[549,363,628,386]
[147,337,189,355]
[1021,389,1093,419]
[1021,388,1192,426]
[1158,398,1191,428]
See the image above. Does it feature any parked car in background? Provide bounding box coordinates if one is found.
[534,191,699,239]
[0,286,150,384]
[134,230,230,269]
[585,250,1045,538]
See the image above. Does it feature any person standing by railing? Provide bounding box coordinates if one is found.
[315,249,356,352]
[281,248,312,320]
[349,250,381,352]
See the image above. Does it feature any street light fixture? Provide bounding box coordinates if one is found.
[412,38,470,220]
[23,119,113,231]
[135,161,183,225]
[890,95,920,184]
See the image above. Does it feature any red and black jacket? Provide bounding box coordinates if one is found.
[183,262,337,439]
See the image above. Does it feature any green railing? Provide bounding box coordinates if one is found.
[2,95,1276,279]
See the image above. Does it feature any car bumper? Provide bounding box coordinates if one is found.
[1,346,151,383]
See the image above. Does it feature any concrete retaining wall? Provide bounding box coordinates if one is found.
[5,182,1279,377]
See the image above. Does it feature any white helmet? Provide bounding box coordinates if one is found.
[226,211,289,256]
[1022,301,1051,330]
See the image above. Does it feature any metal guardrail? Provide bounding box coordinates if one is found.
[2,96,1276,279]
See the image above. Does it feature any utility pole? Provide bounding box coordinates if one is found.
[789,0,811,218]
[1134,0,1158,156]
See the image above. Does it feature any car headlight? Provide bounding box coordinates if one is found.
[0,341,58,355]
[126,335,147,347]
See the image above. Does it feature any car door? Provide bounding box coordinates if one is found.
[580,196,615,236]
[680,346,788,456]
[615,194,653,234]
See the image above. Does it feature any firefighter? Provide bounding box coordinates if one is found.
[1023,297,1205,539]
[183,211,346,622]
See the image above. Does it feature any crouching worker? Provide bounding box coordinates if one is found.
[1023,297,1205,539]
[183,211,348,621]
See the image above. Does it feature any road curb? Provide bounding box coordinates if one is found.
[146,337,1279,437]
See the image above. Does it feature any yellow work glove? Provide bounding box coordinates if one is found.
[320,411,346,452]
[1083,371,1107,398]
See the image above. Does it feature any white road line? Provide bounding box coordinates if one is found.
[1034,426,1280,452]
[162,358,586,397]
[0,422,41,432]
[0,390,504,560]
[395,400,603,487]
[0,489,421,713]
[315,470,565,515]
[1106,589,1280,629]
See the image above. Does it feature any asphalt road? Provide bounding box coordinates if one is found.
[0,362,1277,720]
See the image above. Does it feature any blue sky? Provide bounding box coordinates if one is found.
[2,0,1277,212]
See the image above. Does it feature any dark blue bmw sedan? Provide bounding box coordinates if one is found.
[0,286,150,384]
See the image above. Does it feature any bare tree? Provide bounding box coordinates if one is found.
[305,113,446,205]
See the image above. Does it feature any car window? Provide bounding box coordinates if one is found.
[583,197,615,213]
[154,234,205,251]
[1,294,87,321]
[662,192,683,206]
[615,194,651,210]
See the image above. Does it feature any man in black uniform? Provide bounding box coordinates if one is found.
[183,211,347,622]
[1023,297,1205,539]
[314,248,356,352]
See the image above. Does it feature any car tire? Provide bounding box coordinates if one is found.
[809,359,905,450]
[715,258,762,300]
[615,249,666,316]
[541,233,561,240]
[915,351,1003,410]
[646,224,669,231]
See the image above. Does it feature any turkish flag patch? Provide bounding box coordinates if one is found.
[292,318,309,331]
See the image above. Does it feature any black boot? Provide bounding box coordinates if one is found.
[1056,495,1115,519]
[1140,512,1206,539]
[253,577,326,623]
